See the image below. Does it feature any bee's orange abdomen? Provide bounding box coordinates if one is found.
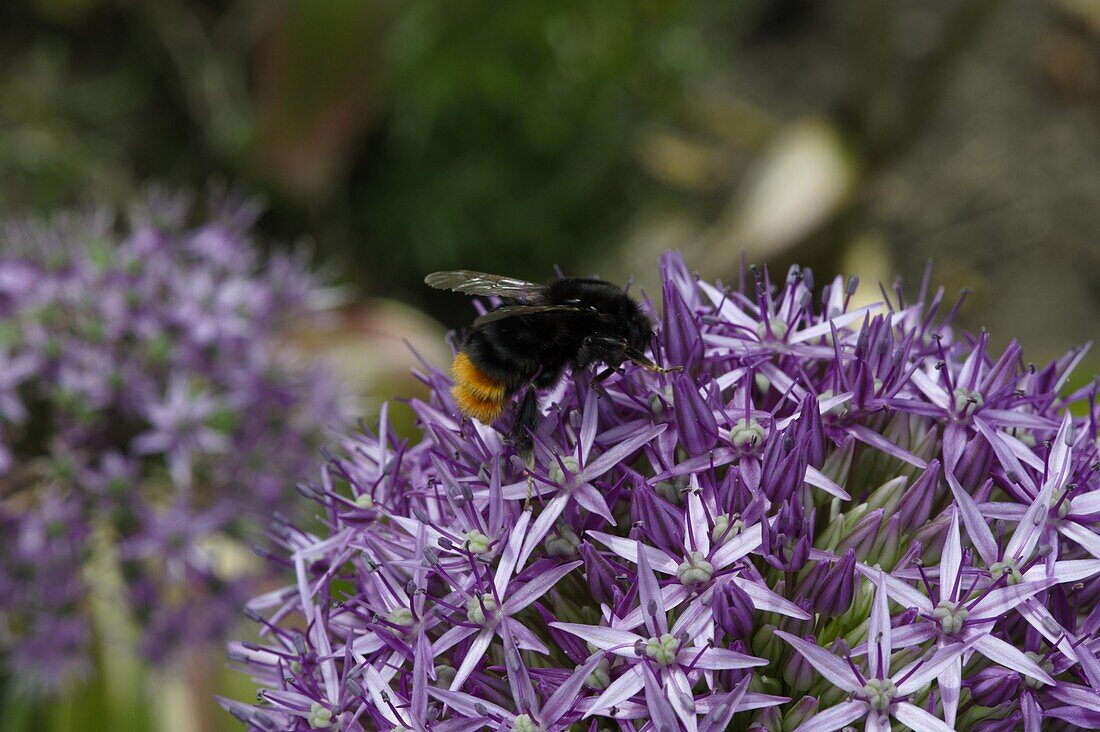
[452,352,506,423]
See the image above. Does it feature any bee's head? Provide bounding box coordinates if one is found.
[596,292,653,355]
[623,303,654,353]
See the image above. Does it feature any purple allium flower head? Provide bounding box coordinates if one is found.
[0,190,350,694]
[227,255,1100,731]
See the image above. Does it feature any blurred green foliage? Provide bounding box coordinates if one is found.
[359,0,713,282]
[0,0,723,304]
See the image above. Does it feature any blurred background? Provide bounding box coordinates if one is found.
[2,0,1100,729]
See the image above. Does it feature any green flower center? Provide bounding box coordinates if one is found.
[711,514,744,544]
[386,607,415,629]
[434,665,456,688]
[510,714,541,732]
[586,657,611,690]
[677,551,715,586]
[730,418,766,453]
[655,475,688,504]
[819,389,850,420]
[1023,652,1054,689]
[462,529,493,555]
[544,525,581,557]
[466,593,498,625]
[354,493,374,509]
[861,678,898,711]
[548,456,581,486]
[932,600,969,635]
[645,633,682,666]
[953,388,984,417]
[990,560,1023,586]
[648,386,675,418]
[756,316,788,341]
[1051,488,1071,520]
[308,702,333,728]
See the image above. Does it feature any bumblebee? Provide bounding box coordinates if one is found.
[425,270,674,453]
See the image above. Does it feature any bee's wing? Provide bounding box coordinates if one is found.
[424,270,543,302]
[472,304,586,327]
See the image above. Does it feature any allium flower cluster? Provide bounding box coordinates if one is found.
[0,193,349,694]
[225,253,1100,731]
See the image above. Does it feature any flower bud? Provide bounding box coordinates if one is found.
[672,375,718,454]
[748,705,782,731]
[836,509,884,557]
[631,480,684,549]
[585,657,611,690]
[791,562,825,603]
[662,278,701,372]
[866,513,901,567]
[765,436,808,504]
[710,581,755,642]
[865,475,908,515]
[954,433,992,491]
[794,393,827,467]
[1022,652,1055,689]
[751,624,782,666]
[783,695,819,729]
[964,666,1021,707]
[762,498,812,572]
[815,549,856,616]
[971,713,1023,732]
[782,635,818,691]
[788,536,811,571]
[654,475,688,505]
[544,525,581,557]
[579,543,620,606]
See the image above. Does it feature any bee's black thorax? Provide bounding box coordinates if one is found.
[459,277,653,398]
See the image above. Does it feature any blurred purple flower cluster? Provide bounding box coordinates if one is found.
[0,192,349,695]
[225,253,1100,731]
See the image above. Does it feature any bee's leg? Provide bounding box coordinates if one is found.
[587,367,617,401]
[579,337,626,399]
[508,388,540,504]
[594,366,618,384]
[575,336,600,371]
[624,346,682,373]
[511,388,540,460]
